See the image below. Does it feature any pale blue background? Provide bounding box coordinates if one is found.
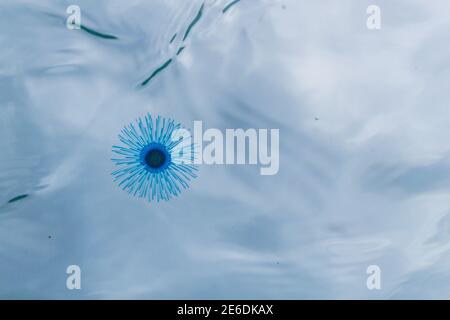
[1,0,450,299]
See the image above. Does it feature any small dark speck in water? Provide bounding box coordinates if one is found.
[48,236,52,239]
[315,117,319,121]
[7,194,28,203]
[282,5,286,10]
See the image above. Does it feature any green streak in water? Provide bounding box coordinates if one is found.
[176,46,186,55]
[182,3,204,41]
[141,59,173,86]
[223,0,241,13]
[80,24,118,40]
[170,33,177,44]
[8,194,28,203]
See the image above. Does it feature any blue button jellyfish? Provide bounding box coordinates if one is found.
[111,114,198,202]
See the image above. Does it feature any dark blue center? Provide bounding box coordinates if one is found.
[144,149,166,169]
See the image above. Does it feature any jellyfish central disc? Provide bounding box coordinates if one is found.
[144,149,166,169]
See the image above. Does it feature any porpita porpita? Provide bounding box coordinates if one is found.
[111,114,198,202]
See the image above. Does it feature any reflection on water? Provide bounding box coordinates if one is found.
[1,0,450,299]
[7,194,29,204]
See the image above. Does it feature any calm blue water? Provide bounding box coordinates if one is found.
[1,0,450,299]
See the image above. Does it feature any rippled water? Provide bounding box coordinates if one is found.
[1,0,450,299]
